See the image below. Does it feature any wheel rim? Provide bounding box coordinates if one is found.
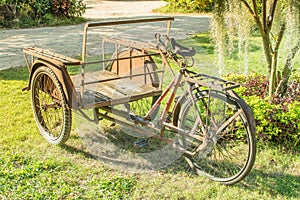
[32,71,65,141]
[180,90,254,183]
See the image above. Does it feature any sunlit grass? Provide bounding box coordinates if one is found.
[0,65,299,199]
[1,28,299,199]
[178,32,300,78]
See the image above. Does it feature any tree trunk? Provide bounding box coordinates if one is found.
[275,40,300,96]
[261,32,273,72]
[268,22,286,96]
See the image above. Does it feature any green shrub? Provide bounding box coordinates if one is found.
[0,0,86,28]
[161,0,214,13]
[226,73,300,147]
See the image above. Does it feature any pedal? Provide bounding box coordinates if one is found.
[130,115,148,126]
[134,138,148,148]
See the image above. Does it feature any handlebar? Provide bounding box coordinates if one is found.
[153,33,195,67]
[154,33,174,55]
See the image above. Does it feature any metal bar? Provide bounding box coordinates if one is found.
[163,122,204,142]
[85,17,174,28]
[160,73,183,124]
[166,19,172,46]
[129,47,132,79]
[187,82,208,137]
[145,77,175,119]
[82,23,89,63]
[82,17,173,62]
[103,37,156,50]
[84,70,164,86]
[80,63,85,104]
[83,52,160,65]
[186,76,240,91]
[97,111,172,143]
[100,107,160,132]
[215,109,244,136]
[190,73,240,87]
[102,39,105,70]
[116,43,120,74]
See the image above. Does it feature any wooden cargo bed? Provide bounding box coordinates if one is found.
[72,70,162,109]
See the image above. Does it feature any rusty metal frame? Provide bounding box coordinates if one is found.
[81,17,174,63]
[22,16,256,164]
[79,17,174,105]
[23,17,174,110]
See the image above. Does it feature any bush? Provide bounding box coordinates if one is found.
[226,73,300,147]
[0,0,86,28]
[161,0,214,13]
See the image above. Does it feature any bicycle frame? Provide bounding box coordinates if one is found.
[94,44,207,155]
[23,16,256,184]
[96,38,246,157]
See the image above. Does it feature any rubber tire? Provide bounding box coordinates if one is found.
[178,89,256,185]
[31,66,72,145]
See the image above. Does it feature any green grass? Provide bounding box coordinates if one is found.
[1,15,86,29]
[0,65,299,199]
[0,32,299,199]
[178,32,300,78]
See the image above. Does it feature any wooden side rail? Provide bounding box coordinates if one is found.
[23,47,81,66]
[102,38,160,53]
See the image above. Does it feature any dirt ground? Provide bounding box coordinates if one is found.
[0,1,211,70]
[83,0,167,19]
[0,1,166,70]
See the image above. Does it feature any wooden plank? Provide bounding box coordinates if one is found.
[71,70,162,109]
[24,47,81,65]
[82,89,162,109]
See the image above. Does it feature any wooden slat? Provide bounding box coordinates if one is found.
[103,38,158,51]
[24,47,81,65]
[71,71,162,109]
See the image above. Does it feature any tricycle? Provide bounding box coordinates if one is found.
[23,17,256,185]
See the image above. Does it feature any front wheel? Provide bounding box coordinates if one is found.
[31,66,72,145]
[178,89,256,185]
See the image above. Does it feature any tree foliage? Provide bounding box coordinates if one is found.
[163,0,214,13]
[212,0,300,97]
[0,0,86,28]
[226,73,300,147]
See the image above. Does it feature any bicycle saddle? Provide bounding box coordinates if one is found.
[170,38,195,57]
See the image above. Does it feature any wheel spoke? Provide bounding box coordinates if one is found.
[31,67,71,145]
[179,90,255,184]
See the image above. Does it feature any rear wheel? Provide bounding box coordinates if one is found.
[178,89,256,185]
[31,66,72,145]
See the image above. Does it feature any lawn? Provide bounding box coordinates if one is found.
[0,33,299,199]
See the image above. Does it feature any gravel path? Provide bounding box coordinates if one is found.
[0,1,211,70]
[84,0,167,19]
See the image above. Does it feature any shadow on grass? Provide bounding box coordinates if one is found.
[241,169,300,199]
[63,132,299,199]
[61,143,96,160]
[0,66,29,81]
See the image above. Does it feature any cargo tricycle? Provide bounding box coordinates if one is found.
[23,17,256,185]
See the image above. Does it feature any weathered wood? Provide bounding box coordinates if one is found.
[103,38,159,53]
[71,70,162,109]
[23,47,81,65]
[110,49,160,87]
